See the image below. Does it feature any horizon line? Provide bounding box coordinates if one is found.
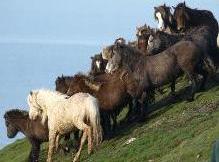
[0,38,111,46]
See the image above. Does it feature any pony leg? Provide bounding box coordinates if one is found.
[74,130,80,150]
[125,102,133,122]
[72,123,92,162]
[47,131,57,162]
[55,134,60,152]
[32,142,40,162]
[186,73,198,102]
[197,67,208,91]
[73,130,87,162]
[111,113,117,133]
[28,149,33,162]
[170,79,176,96]
[29,138,40,162]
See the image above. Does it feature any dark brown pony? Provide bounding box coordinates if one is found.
[90,53,107,76]
[154,3,177,33]
[65,71,134,136]
[173,2,218,39]
[103,41,205,105]
[147,26,218,76]
[4,109,49,162]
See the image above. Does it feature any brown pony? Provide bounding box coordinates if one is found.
[173,2,218,39]
[4,109,49,162]
[65,71,135,137]
[103,40,205,105]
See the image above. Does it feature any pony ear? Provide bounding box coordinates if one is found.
[90,56,94,60]
[61,74,64,78]
[183,1,186,6]
[164,3,166,7]
[30,91,33,96]
[154,7,158,11]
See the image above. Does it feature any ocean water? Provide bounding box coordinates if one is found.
[0,42,101,148]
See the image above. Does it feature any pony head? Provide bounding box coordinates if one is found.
[173,2,189,31]
[104,43,123,74]
[90,53,108,75]
[27,90,47,124]
[154,4,172,31]
[147,30,163,54]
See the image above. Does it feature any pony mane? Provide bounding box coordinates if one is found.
[137,24,154,34]
[72,73,90,83]
[73,73,102,89]
[122,43,143,57]
[4,109,28,119]
[175,2,198,11]
[39,89,68,99]
[55,75,74,84]
[92,53,103,60]
[176,2,186,8]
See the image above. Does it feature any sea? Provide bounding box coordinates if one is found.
[0,42,101,148]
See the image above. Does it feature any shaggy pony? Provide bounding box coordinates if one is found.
[28,89,102,162]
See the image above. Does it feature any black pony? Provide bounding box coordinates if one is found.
[173,2,218,39]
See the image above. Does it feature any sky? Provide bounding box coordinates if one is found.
[0,0,218,45]
[0,0,219,148]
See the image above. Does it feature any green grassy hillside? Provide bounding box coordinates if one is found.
[1,78,219,162]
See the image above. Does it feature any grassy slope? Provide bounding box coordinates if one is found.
[0,78,219,162]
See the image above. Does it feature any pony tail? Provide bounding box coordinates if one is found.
[88,96,103,146]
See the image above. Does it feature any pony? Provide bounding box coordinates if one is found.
[55,75,81,147]
[173,2,218,39]
[90,53,107,76]
[154,3,177,33]
[4,109,49,162]
[102,41,206,105]
[136,24,155,55]
[147,26,218,75]
[65,71,135,136]
[28,89,102,162]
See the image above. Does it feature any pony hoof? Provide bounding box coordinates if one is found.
[186,97,194,102]
[88,149,93,155]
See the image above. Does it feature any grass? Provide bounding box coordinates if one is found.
[0,77,219,162]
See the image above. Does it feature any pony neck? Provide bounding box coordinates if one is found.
[124,51,145,72]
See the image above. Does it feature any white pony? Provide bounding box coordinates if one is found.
[27,89,102,162]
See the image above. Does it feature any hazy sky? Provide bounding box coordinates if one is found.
[0,0,218,45]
